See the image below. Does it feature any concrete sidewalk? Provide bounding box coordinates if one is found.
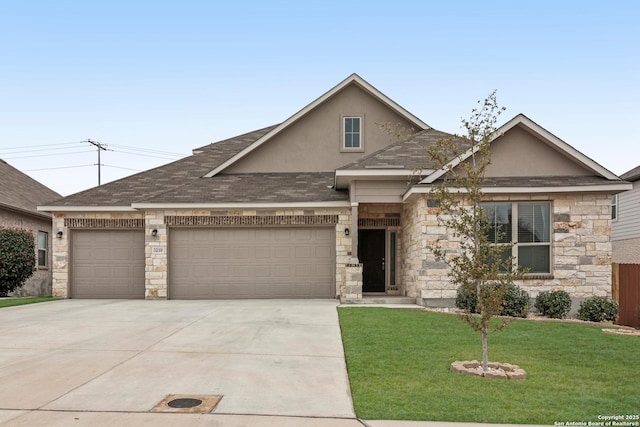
[0,410,549,426]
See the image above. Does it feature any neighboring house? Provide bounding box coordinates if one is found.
[39,74,631,306]
[612,165,640,263]
[0,159,61,296]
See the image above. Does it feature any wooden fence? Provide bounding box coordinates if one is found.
[612,263,640,328]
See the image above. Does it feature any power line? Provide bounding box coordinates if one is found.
[23,164,95,172]
[102,164,143,172]
[107,143,184,157]
[2,149,95,160]
[0,141,82,151]
[0,146,91,155]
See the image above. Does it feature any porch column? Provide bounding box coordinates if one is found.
[351,202,359,260]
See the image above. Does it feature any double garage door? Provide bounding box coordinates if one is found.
[169,227,334,299]
[70,227,334,299]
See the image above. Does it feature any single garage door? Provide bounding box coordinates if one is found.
[71,230,145,299]
[169,227,334,299]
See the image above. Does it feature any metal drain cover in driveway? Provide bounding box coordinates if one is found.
[151,394,222,413]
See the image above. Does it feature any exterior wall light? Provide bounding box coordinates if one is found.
[56,231,63,239]
[345,228,350,236]
[151,229,158,237]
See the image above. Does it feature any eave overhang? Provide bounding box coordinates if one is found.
[334,168,433,189]
[130,201,351,210]
[402,182,633,202]
[37,206,139,213]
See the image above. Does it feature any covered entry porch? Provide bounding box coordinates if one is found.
[342,203,406,302]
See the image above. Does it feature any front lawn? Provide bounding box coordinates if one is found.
[0,297,58,308]
[338,307,640,424]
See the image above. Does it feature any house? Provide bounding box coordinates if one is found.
[0,159,61,296]
[612,165,640,263]
[39,74,632,306]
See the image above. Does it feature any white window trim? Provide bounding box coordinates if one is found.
[483,201,552,275]
[341,115,364,152]
[611,194,618,221]
[37,231,48,269]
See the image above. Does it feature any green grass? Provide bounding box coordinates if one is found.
[338,307,640,424]
[0,296,59,308]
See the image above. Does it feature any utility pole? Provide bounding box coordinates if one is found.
[84,139,107,185]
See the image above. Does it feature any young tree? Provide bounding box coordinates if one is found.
[427,92,524,372]
[0,227,36,296]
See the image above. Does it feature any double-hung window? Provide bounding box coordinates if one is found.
[37,231,48,268]
[343,117,361,150]
[611,194,618,220]
[482,202,551,274]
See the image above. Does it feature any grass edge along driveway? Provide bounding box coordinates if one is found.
[0,297,58,308]
[338,307,640,425]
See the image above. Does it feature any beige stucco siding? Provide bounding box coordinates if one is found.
[352,180,410,203]
[486,125,591,177]
[225,84,417,173]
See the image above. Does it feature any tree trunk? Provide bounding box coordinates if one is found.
[482,328,489,371]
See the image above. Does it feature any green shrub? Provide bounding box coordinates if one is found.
[455,283,530,318]
[578,296,619,322]
[535,290,572,319]
[501,283,530,318]
[455,285,478,312]
[0,227,35,296]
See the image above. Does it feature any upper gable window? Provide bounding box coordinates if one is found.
[343,117,362,151]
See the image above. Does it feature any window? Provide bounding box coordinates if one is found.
[611,194,618,220]
[343,117,361,149]
[37,231,48,268]
[482,202,551,274]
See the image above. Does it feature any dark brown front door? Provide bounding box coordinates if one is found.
[359,229,385,292]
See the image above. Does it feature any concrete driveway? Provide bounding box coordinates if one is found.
[0,299,356,425]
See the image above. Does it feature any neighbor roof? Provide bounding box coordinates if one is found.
[620,165,640,182]
[0,159,61,219]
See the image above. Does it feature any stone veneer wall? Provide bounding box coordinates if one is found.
[1,209,53,296]
[53,208,351,299]
[401,193,614,306]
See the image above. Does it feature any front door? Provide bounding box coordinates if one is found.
[359,229,385,292]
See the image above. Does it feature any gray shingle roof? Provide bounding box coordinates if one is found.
[338,128,466,171]
[620,165,640,182]
[0,159,61,217]
[141,172,347,204]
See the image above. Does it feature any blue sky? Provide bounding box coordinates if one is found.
[1,0,638,196]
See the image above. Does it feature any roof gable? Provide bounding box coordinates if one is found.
[204,73,430,177]
[421,114,620,184]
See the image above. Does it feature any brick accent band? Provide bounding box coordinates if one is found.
[358,218,400,227]
[165,215,340,227]
[64,218,145,229]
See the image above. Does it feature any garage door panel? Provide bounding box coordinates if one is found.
[71,230,145,299]
[170,227,334,299]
